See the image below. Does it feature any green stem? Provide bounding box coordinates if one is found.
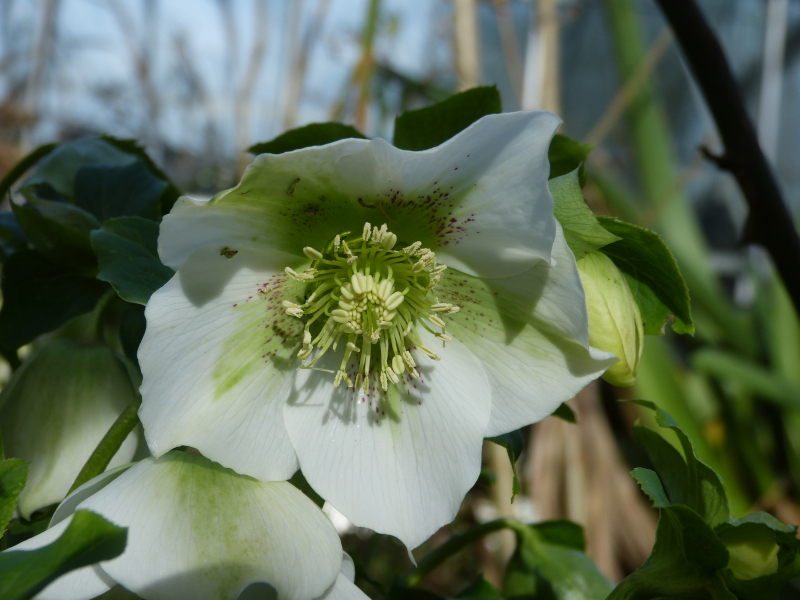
[68,396,141,495]
[0,143,58,201]
[402,518,523,587]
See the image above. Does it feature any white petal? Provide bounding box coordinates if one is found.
[332,111,561,278]
[317,574,368,600]
[4,515,115,600]
[78,453,343,600]
[283,331,491,550]
[139,246,307,480]
[0,341,138,519]
[159,139,369,269]
[437,227,616,436]
[50,464,134,528]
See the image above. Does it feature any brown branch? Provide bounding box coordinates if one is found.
[655,0,800,317]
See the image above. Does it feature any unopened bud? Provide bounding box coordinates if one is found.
[577,252,643,387]
[720,524,780,581]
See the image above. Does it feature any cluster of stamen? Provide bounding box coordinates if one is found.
[282,222,459,393]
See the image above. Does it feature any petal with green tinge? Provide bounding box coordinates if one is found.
[138,246,307,480]
[79,453,343,600]
[437,225,616,436]
[283,330,491,550]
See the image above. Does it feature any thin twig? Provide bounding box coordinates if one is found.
[655,0,800,318]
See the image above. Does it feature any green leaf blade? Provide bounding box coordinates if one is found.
[0,250,109,348]
[0,510,127,600]
[598,217,693,335]
[0,459,29,536]
[393,86,502,151]
[550,169,620,260]
[91,217,175,305]
[249,122,367,155]
[73,162,168,222]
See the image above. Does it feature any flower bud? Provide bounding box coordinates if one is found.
[577,252,643,387]
[0,340,139,518]
[720,524,780,581]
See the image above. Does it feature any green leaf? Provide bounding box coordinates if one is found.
[631,400,729,527]
[0,250,109,348]
[504,520,613,600]
[0,459,29,536]
[548,134,593,183]
[630,467,670,508]
[249,123,367,155]
[0,510,127,600]
[550,170,620,260]
[90,217,174,305]
[393,86,502,151]
[99,136,181,216]
[610,505,731,600]
[551,403,576,423]
[12,196,101,271]
[486,430,523,502]
[74,162,168,222]
[119,303,147,367]
[598,217,694,335]
[21,138,139,200]
[457,575,503,600]
[0,212,28,259]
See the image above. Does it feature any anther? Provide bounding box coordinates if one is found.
[386,367,399,384]
[347,342,361,352]
[303,246,323,260]
[435,333,452,343]
[429,314,447,328]
[391,355,405,375]
[403,351,416,369]
[362,222,372,242]
[403,241,421,255]
[334,235,341,253]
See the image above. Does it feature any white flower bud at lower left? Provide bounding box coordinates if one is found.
[0,340,139,518]
[577,252,644,387]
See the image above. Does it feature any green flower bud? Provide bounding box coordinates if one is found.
[0,339,139,518]
[577,252,643,387]
[720,524,780,581]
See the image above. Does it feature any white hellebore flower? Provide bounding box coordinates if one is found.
[138,111,617,549]
[0,340,139,519]
[5,451,352,600]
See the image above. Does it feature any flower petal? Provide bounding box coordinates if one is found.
[316,554,367,600]
[4,515,116,600]
[158,139,369,269]
[437,224,617,436]
[331,111,561,278]
[49,464,134,528]
[0,341,138,519]
[139,246,308,480]
[78,453,343,600]
[283,331,491,550]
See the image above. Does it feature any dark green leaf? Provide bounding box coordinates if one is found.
[548,135,593,183]
[550,170,620,260]
[386,582,449,600]
[0,510,127,600]
[12,196,101,271]
[0,250,109,348]
[288,470,324,509]
[551,403,576,423]
[504,520,613,600]
[100,136,181,215]
[119,303,147,368]
[393,86,502,151]
[21,138,138,200]
[90,217,174,304]
[0,459,29,536]
[598,217,694,335]
[631,467,670,508]
[249,123,367,155]
[532,520,586,551]
[457,575,503,600]
[486,430,523,501]
[631,400,729,527]
[74,162,168,222]
[610,506,731,600]
[0,212,28,259]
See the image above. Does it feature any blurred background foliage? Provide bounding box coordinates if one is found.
[1,0,800,595]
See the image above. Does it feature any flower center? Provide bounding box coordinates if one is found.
[283,223,459,392]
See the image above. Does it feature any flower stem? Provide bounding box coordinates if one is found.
[401,518,524,587]
[68,396,141,494]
